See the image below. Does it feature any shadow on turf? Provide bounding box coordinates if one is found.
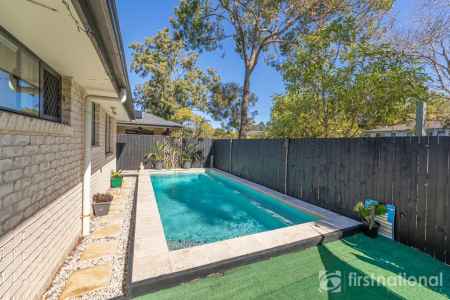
[318,235,450,299]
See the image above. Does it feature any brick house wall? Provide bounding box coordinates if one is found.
[91,105,117,197]
[0,78,118,299]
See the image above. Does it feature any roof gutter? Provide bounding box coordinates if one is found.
[117,121,183,128]
[71,0,134,120]
[86,88,127,104]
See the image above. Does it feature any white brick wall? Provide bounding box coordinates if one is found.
[0,184,82,299]
[0,77,120,299]
[91,105,117,197]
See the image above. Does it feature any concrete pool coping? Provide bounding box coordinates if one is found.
[130,168,361,296]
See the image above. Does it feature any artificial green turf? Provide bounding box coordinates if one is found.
[135,234,450,300]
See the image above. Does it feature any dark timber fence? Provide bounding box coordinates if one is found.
[116,134,213,170]
[213,137,450,264]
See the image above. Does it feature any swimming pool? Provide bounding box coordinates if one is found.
[150,170,319,250]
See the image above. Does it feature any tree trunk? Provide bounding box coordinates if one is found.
[239,69,252,138]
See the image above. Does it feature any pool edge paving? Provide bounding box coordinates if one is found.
[131,168,361,297]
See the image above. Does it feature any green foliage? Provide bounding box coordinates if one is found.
[353,201,388,230]
[145,142,166,162]
[208,82,257,131]
[171,0,346,137]
[212,128,238,139]
[181,141,203,162]
[130,28,217,119]
[111,170,122,178]
[171,0,394,138]
[426,96,450,126]
[172,107,216,138]
[269,17,429,138]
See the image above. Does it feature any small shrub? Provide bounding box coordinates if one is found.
[93,193,113,203]
[353,201,387,230]
[111,170,123,178]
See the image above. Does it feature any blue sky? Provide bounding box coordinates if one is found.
[117,0,419,127]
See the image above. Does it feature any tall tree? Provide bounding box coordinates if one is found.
[208,82,257,132]
[393,0,449,99]
[171,0,384,137]
[269,17,429,138]
[130,28,216,119]
[172,107,216,138]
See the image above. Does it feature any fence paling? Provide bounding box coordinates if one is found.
[212,137,450,265]
[116,134,213,170]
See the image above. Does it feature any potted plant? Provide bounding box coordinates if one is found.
[111,170,123,188]
[181,152,192,169]
[145,142,165,170]
[93,193,113,216]
[353,201,387,238]
[181,142,202,169]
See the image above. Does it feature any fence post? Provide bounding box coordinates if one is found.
[229,139,233,173]
[284,138,289,195]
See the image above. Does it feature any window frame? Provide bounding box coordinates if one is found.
[91,103,97,146]
[40,63,62,122]
[0,26,62,123]
[105,113,113,154]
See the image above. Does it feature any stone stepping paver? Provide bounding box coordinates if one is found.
[97,215,124,226]
[91,224,121,239]
[60,263,113,299]
[80,240,118,261]
[44,176,137,300]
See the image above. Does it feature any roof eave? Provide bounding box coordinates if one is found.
[71,0,134,120]
[118,121,183,129]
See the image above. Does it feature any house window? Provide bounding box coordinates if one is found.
[105,114,113,154]
[0,29,61,121]
[91,103,97,146]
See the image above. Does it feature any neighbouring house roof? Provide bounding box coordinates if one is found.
[72,0,134,120]
[118,111,182,128]
[364,121,446,133]
[247,130,265,136]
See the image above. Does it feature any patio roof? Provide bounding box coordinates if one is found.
[119,111,182,128]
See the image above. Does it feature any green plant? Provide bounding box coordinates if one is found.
[111,170,122,178]
[181,142,202,162]
[165,138,181,168]
[145,142,166,162]
[353,201,387,230]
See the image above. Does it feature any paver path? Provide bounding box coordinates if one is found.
[60,263,113,299]
[43,176,136,300]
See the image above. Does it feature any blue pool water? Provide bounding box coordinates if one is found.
[150,171,319,250]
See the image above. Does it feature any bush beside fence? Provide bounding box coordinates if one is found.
[116,134,213,170]
[213,137,450,265]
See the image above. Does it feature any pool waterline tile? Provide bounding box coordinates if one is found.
[131,168,360,292]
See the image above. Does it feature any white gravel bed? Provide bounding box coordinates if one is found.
[43,176,136,300]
